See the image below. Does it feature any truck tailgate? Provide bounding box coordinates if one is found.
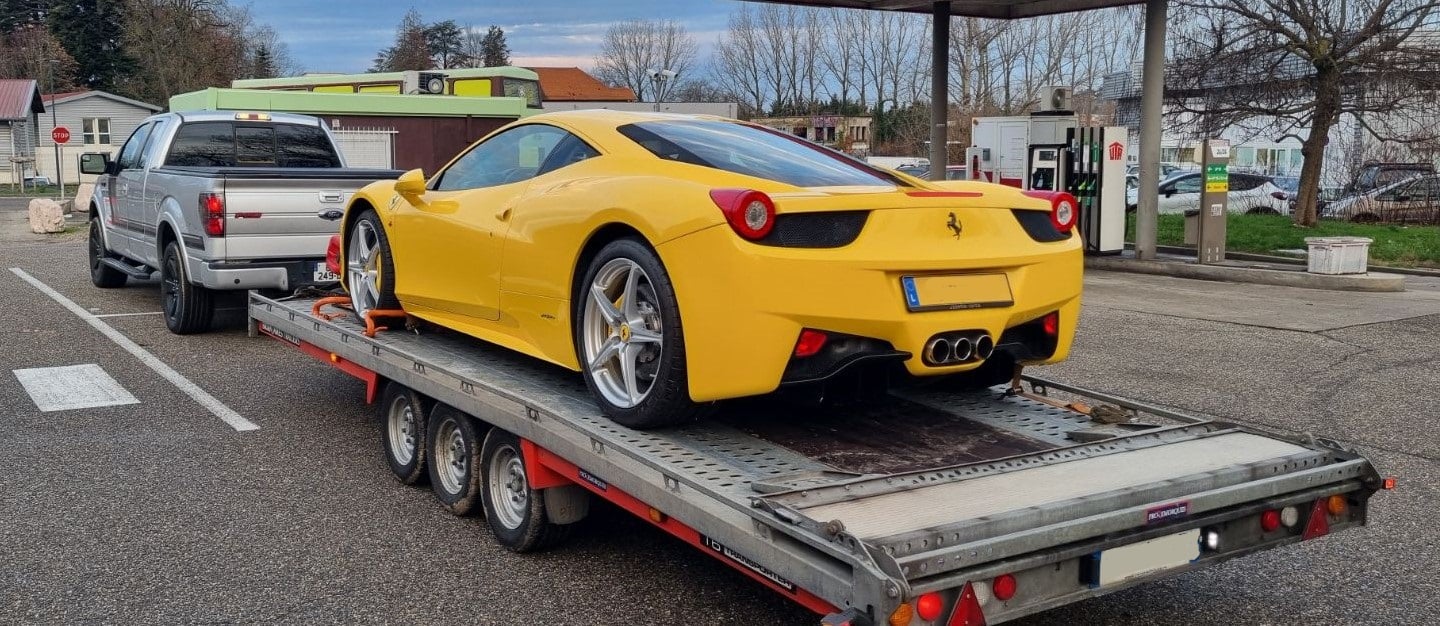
[218,171,394,259]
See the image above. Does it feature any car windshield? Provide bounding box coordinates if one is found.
[617,120,898,188]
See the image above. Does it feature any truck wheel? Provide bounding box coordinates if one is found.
[88,220,127,288]
[160,241,214,334]
[426,404,484,516]
[380,382,429,485]
[575,238,710,429]
[346,209,400,319]
[480,429,573,552]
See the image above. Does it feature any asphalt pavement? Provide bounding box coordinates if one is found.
[1,224,1436,625]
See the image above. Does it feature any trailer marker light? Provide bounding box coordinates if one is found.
[915,592,944,621]
[991,574,1017,602]
[1201,529,1221,551]
[1327,495,1348,516]
[794,329,828,358]
[1382,477,1396,490]
[647,507,667,524]
[1260,509,1281,532]
[1280,506,1299,528]
[329,353,339,363]
[887,602,914,626]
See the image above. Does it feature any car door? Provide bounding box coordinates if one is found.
[110,121,155,259]
[390,123,570,321]
[1388,176,1440,224]
[1158,174,1202,214]
[134,117,173,247]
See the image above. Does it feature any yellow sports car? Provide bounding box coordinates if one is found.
[340,110,1081,428]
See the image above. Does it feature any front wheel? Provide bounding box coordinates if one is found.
[575,238,709,429]
[160,241,214,334]
[346,209,400,319]
[88,220,126,288]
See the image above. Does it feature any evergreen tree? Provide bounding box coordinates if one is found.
[372,8,433,72]
[424,19,467,69]
[0,0,46,32]
[251,42,277,79]
[47,0,133,91]
[480,25,510,67]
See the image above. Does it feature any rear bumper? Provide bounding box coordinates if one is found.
[188,256,331,291]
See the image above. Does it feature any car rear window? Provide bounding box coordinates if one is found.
[165,121,341,168]
[617,120,897,188]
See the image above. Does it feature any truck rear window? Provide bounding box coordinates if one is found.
[165,122,341,168]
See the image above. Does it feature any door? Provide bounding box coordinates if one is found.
[390,123,571,321]
[135,117,172,260]
[110,121,155,259]
[1386,176,1440,224]
[1158,174,1202,214]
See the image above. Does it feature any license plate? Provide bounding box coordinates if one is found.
[313,265,340,282]
[1095,529,1200,586]
[901,274,1013,312]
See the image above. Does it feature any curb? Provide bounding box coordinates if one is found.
[1150,244,1440,278]
[1085,256,1406,293]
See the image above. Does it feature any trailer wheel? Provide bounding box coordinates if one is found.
[426,404,484,516]
[380,382,429,485]
[480,429,573,552]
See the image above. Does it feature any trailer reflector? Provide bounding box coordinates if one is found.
[991,574,1017,601]
[887,602,914,626]
[947,583,987,626]
[1302,499,1330,540]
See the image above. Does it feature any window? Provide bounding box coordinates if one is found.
[165,122,341,168]
[502,79,542,108]
[115,122,153,170]
[617,120,899,188]
[432,124,576,191]
[1229,174,1268,191]
[82,118,111,145]
[1171,175,1202,194]
[1234,146,1255,168]
[1402,177,1439,200]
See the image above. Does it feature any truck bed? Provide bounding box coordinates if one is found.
[249,292,1381,623]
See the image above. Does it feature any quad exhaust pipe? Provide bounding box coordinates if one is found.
[923,331,994,365]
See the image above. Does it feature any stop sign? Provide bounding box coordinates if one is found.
[52,126,70,144]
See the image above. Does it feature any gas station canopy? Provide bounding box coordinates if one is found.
[747,0,1143,19]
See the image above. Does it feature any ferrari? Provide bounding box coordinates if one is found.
[340,110,1082,428]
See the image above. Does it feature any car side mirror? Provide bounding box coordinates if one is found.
[79,152,110,175]
[394,168,427,197]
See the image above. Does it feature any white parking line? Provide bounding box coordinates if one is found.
[93,311,163,318]
[13,364,140,412]
[9,268,259,432]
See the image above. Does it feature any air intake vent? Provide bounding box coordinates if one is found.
[757,211,869,248]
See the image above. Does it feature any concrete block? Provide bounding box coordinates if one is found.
[74,183,95,212]
[27,198,66,234]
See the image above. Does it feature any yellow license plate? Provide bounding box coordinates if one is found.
[901,274,1013,311]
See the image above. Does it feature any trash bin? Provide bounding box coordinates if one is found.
[1305,237,1373,274]
[1183,208,1200,245]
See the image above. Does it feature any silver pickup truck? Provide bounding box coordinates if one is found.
[81,111,402,334]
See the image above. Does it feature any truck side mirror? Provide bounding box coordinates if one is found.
[79,152,110,175]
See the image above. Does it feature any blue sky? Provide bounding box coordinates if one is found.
[245,0,737,74]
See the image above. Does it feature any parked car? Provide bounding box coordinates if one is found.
[82,111,402,334]
[339,110,1082,427]
[894,164,967,180]
[1344,162,1435,197]
[1126,171,1289,214]
[1323,174,1440,223]
[22,174,52,186]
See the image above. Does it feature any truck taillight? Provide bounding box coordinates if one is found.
[201,192,225,237]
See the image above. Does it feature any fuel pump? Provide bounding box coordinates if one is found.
[1067,126,1128,254]
[1027,146,1068,191]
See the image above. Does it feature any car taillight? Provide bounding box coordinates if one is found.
[326,234,342,275]
[1021,190,1079,233]
[709,188,775,240]
[200,192,225,237]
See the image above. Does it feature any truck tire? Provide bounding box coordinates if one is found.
[160,240,214,334]
[426,404,485,516]
[479,429,573,552]
[380,382,429,485]
[88,219,127,288]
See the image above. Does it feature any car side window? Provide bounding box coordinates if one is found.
[537,134,600,176]
[116,122,153,170]
[1229,175,1265,191]
[1404,177,1439,200]
[137,119,169,167]
[1172,175,1202,194]
[433,124,571,191]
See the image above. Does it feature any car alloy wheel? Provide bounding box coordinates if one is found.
[581,258,665,409]
[347,219,383,318]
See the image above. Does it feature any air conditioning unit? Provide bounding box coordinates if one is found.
[417,72,447,95]
[1038,86,1073,112]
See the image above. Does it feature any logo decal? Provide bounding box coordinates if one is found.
[388,193,401,210]
[577,468,608,491]
[946,212,962,238]
[1145,500,1191,524]
[700,535,795,592]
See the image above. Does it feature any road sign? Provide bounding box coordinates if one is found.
[1205,163,1228,192]
[52,126,71,145]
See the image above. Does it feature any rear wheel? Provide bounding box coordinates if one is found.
[480,429,573,552]
[346,209,400,319]
[426,404,484,516]
[160,241,214,334]
[88,219,126,288]
[380,383,429,485]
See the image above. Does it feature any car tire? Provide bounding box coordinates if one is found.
[345,209,401,318]
[479,429,573,553]
[88,219,127,288]
[575,238,710,429]
[160,240,214,334]
[426,404,485,516]
[380,382,430,486]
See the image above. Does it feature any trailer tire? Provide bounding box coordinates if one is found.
[380,382,430,485]
[480,429,572,552]
[426,404,485,516]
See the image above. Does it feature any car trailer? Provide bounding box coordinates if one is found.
[248,292,1389,625]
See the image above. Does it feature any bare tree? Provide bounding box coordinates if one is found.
[0,24,79,90]
[1169,0,1440,225]
[593,19,697,102]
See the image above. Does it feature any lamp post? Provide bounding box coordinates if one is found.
[49,59,64,200]
[648,69,676,112]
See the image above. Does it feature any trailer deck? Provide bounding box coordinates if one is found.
[249,292,1384,625]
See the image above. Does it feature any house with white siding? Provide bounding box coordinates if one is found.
[0,79,46,185]
[32,90,161,185]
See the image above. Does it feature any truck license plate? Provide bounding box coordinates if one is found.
[1094,529,1200,586]
[314,265,340,283]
